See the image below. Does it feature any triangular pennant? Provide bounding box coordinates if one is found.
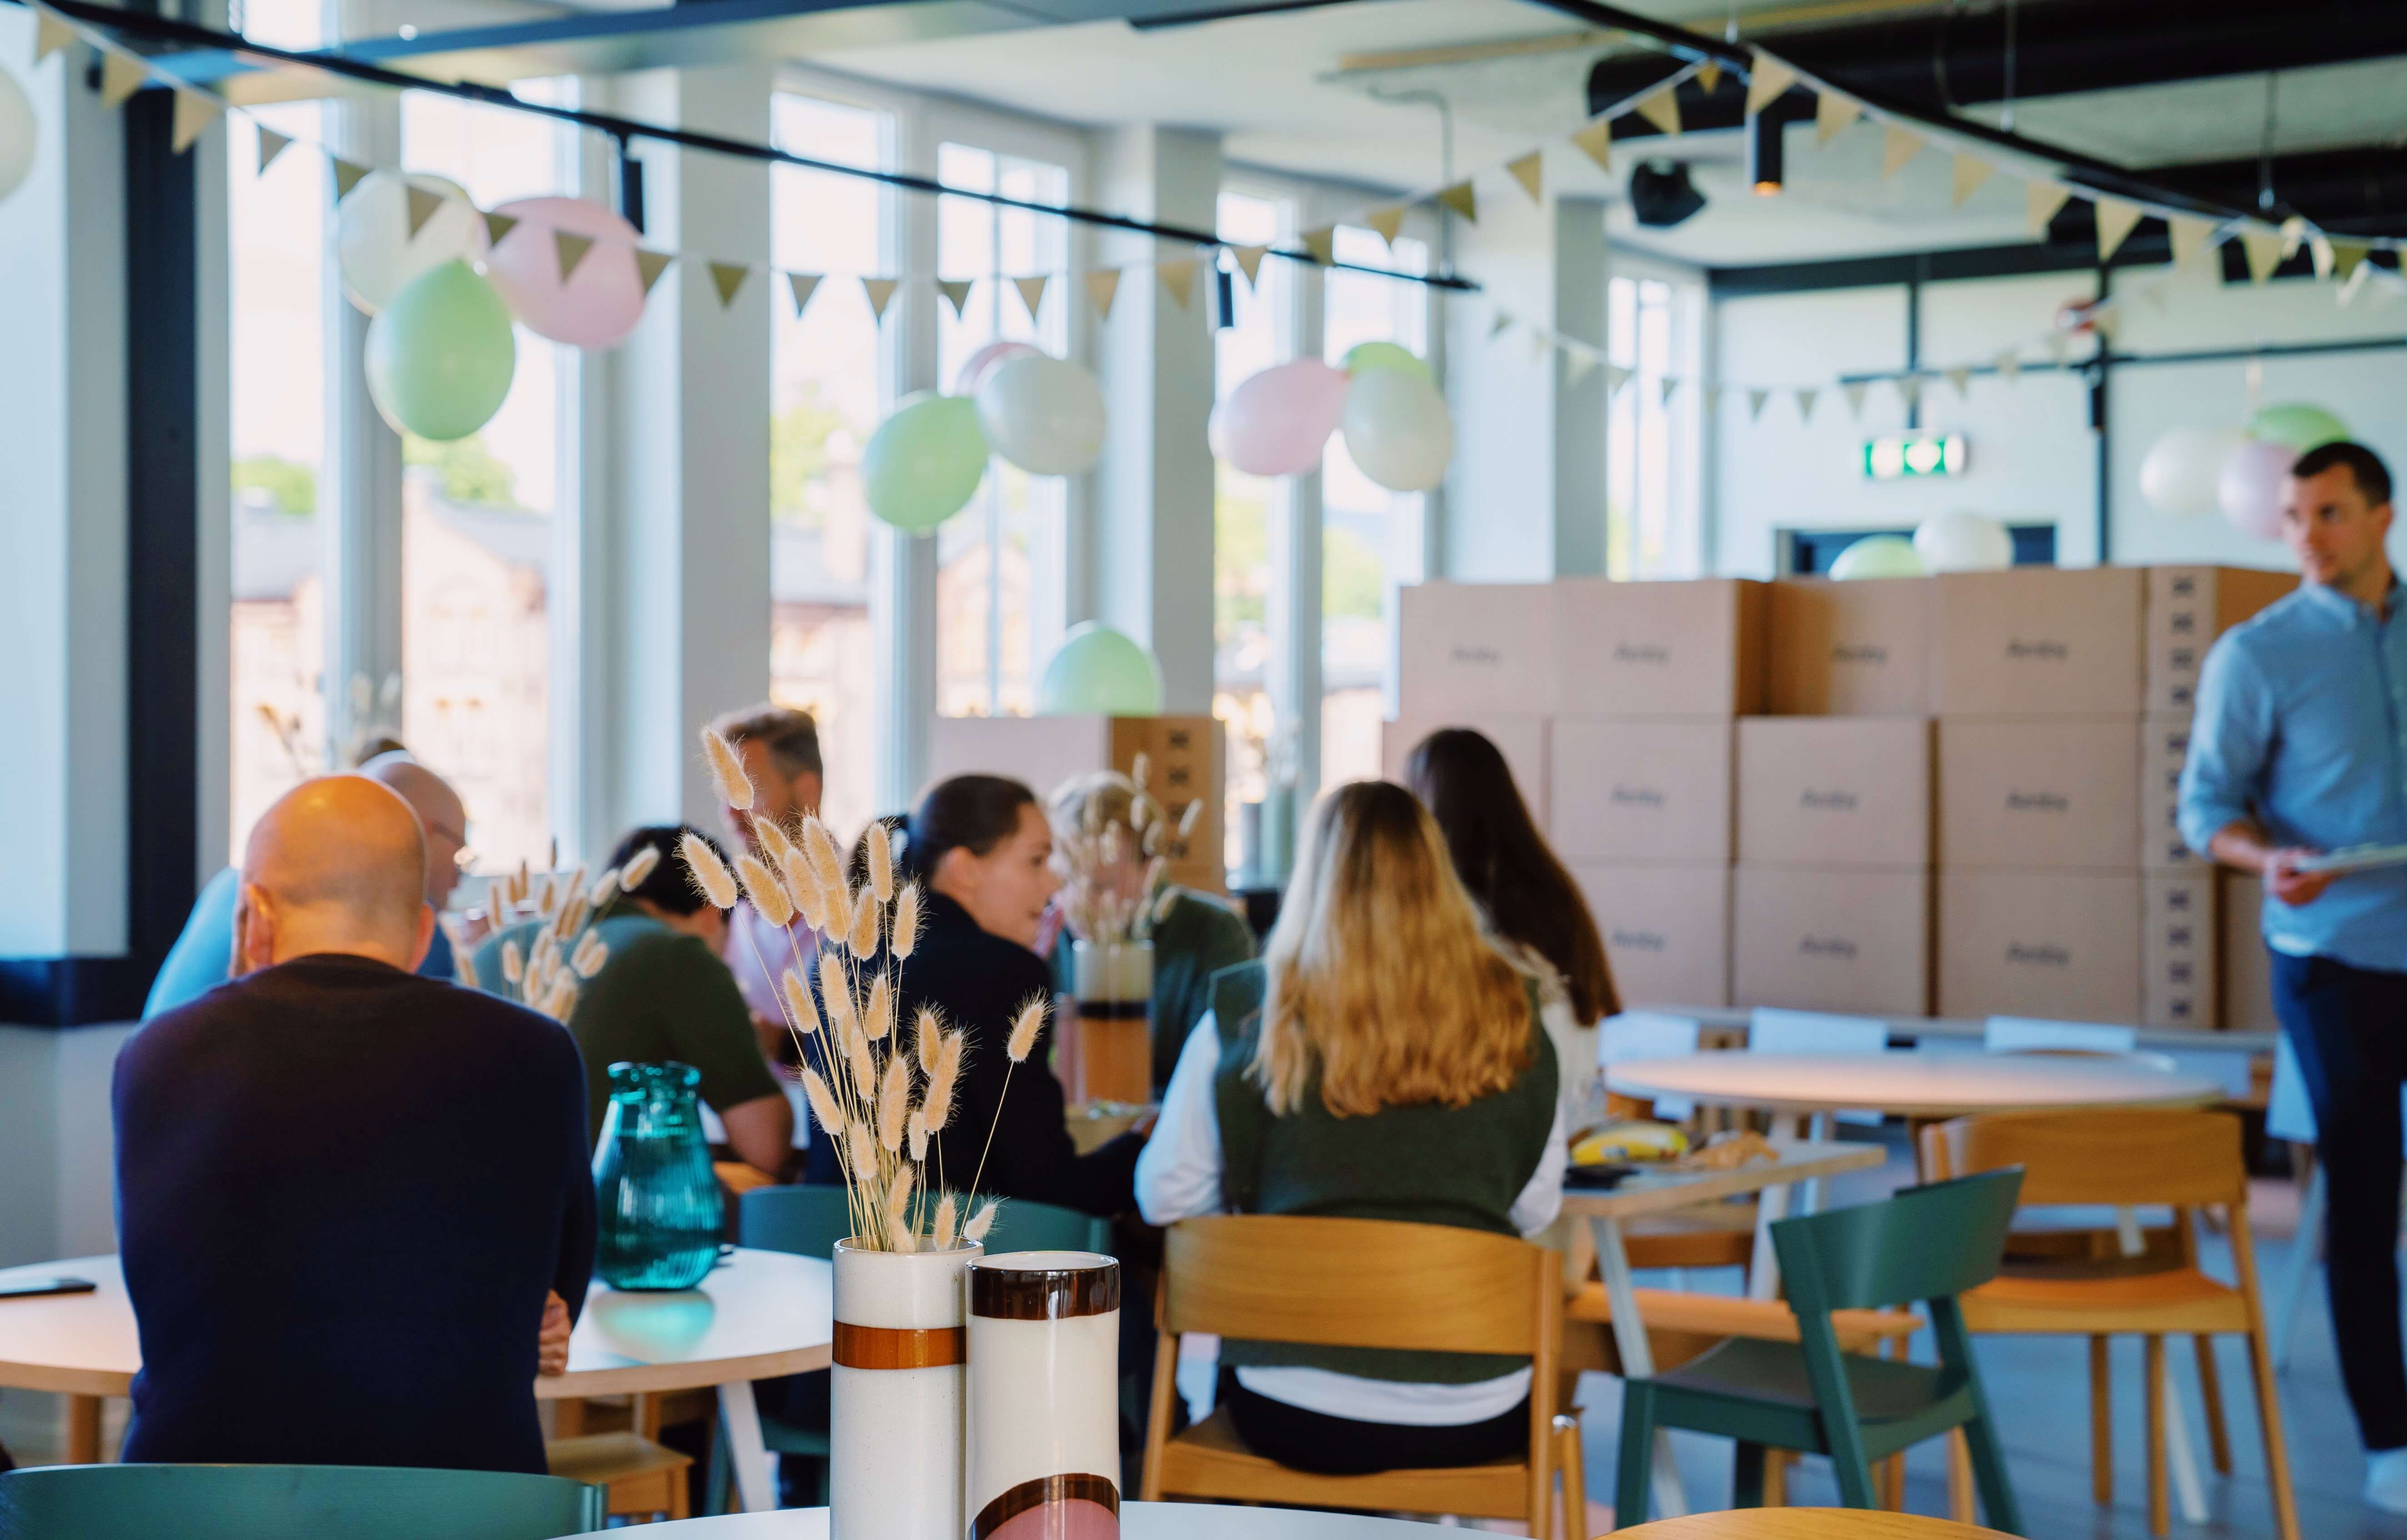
[1949,154,1993,208]
[708,262,748,309]
[1996,350,2022,383]
[2091,307,2121,344]
[1894,374,1922,409]
[1157,258,1196,309]
[400,184,445,239]
[1634,85,1681,138]
[2044,329,2072,364]
[1658,375,1679,407]
[482,209,518,247]
[1745,55,1797,116]
[2278,215,2309,259]
[34,10,76,65]
[634,248,674,297]
[2331,240,2372,283]
[170,90,219,154]
[2167,215,2216,269]
[553,230,595,282]
[1569,119,1613,174]
[1747,387,1769,422]
[99,50,147,109]
[1794,387,1817,422]
[786,272,822,315]
[1605,365,1632,396]
[1084,268,1121,320]
[1843,382,1869,418]
[256,125,292,174]
[1434,181,1477,224]
[937,277,974,318]
[2026,180,2071,236]
[1506,151,1543,206]
[1368,206,1406,245]
[1945,366,1972,399]
[1013,274,1048,318]
[2309,233,2335,281]
[1489,309,1514,340]
[861,276,900,320]
[2239,225,2284,284]
[1814,92,1861,146]
[1528,327,1554,365]
[1704,384,1723,414]
[1880,124,1922,179]
[2093,196,2144,263]
[330,157,371,202]
[1697,61,1723,95]
[2340,263,2372,306]
[1230,245,1266,286]
[1299,227,1336,266]
[1565,348,1600,387]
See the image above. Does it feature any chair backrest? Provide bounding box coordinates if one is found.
[1161,1214,1555,1356]
[1747,1008,1888,1056]
[740,1182,855,1259]
[1921,1108,2247,1209]
[1599,1012,1702,1064]
[1983,1016,2137,1055]
[0,1464,602,1540]
[1770,1169,2024,1314]
[982,1195,1112,1256]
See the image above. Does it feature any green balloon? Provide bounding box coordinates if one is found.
[863,392,988,533]
[1828,534,1927,581]
[2248,402,2350,454]
[1038,622,1163,716]
[1343,341,1432,384]
[363,259,516,443]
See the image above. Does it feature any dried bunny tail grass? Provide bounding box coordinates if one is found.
[884,1168,917,1252]
[680,832,740,909]
[1151,886,1180,925]
[932,1191,958,1251]
[782,848,830,931]
[877,1054,911,1152]
[891,883,922,962]
[618,845,661,890]
[907,1108,929,1162]
[847,887,880,959]
[1130,751,1150,791]
[800,1067,845,1133]
[800,816,844,890]
[1177,798,1203,838]
[781,968,820,1036]
[1101,824,1124,866]
[735,852,795,928]
[914,1006,942,1073]
[571,932,610,979]
[845,1120,877,1177]
[451,939,482,992]
[588,868,622,907]
[551,891,592,944]
[845,1024,876,1101]
[1007,997,1047,1063]
[924,1033,963,1130]
[866,821,896,904]
[819,957,857,1036]
[963,1198,1001,1245]
[756,818,797,867]
[539,976,579,1021]
[500,939,524,986]
[864,974,893,1041]
[702,727,756,811]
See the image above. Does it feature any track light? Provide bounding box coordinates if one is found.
[1747,111,1784,196]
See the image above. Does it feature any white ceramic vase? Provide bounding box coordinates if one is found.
[966,1249,1122,1540]
[829,1238,981,1540]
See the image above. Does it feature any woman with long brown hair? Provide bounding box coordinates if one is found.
[1133,779,1566,1475]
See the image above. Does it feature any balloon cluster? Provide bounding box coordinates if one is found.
[1828,512,2016,581]
[2138,403,2351,540]
[1209,344,1454,493]
[861,347,1107,532]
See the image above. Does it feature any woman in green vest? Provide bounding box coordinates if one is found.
[1134,779,1566,1475]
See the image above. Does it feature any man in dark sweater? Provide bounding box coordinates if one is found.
[115,775,595,1473]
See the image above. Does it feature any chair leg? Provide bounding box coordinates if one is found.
[1612,1382,1656,1529]
[2194,1334,2233,1474]
[1554,1413,1588,1540]
[2146,1335,2171,1538]
[1733,1442,1765,1509]
[703,1417,730,1518]
[1880,1451,1904,1511]
[1762,1451,1787,1508]
[2245,1324,2305,1540]
[1948,1429,1974,1525]
[2090,1334,2114,1506]
[1962,1414,2026,1537]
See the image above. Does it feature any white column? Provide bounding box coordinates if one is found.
[1552,198,1609,577]
[874,99,939,814]
[1274,252,1324,798]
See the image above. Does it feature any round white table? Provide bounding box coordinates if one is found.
[0,1247,829,1516]
[1605,1051,2223,1118]
[636,1502,1441,1536]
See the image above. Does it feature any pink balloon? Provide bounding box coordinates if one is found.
[2218,438,2296,541]
[956,340,1039,398]
[1208,359,1350,477]
[483,197,647,351]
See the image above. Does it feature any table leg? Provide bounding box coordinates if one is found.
[1591,1215,1686,1522]
[716,1380,773,1515]
[1747,1181,1792,1303]
[1800,1114,1829,1216]
[66,1395,101,1463]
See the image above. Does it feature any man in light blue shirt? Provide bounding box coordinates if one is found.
[2179,440,2407,1510]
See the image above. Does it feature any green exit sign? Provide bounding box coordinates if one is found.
[1864,432,1968,479]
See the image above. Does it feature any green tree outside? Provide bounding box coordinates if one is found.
[232,454,317,516]
[772,383,850,527]
[404,432,521,508]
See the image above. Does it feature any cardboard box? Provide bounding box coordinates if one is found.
[1555,578,1766,716]
[2143,873,2220,1029]
[927,713,1225,891]
[1733,866,1932,1016]
[1938,718,2140,870]
[1381,713,1550,822]
[1550,718,1733,863]
[1571,862,1730,1008]
[1737,717,1932,868]
[2222,873,2280,1031]
[2147,566,2297,715]
[1766,577,1933,716]
[1934,567,2146,717]
[1398,582,1560,716]
[1938,870,2144,1022]
[2139,714,2205,872]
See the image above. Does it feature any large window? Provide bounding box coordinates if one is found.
[1211,190,1286,873]
[770,92,889,843]
[1607,271,1693,578]
[933,142,1070,719]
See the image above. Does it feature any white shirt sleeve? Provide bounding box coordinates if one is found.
[1509,1095,1570,1238]
[1134,1014,1228,1227]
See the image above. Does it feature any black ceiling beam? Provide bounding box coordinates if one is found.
[1708,225,2401,297]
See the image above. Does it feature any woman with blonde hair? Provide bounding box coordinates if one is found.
[1133,779,1566,1475]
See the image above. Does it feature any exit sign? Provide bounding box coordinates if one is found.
[1864,432,1967,479]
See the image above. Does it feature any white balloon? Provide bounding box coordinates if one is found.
[2139,425,2248,515]
[336,171,489,316]
[974,354,1106,475]
[1340,368,1454,492]
[1912,511,2013,572]
[0,65,34,207]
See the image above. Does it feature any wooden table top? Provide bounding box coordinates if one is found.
[0,1247,832,1401]
[640,1503,1455,1536]
[1607,1052,2223,1118]
[1558,1140,1887,1220]
[1615,1509,2013,1537]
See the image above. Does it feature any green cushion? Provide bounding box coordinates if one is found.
[0,1464,602,1540]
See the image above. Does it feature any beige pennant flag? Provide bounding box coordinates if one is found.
[1945,366,1972,400]
[937,278,974,318]
[1367,205,1407,246]
[330,157,372,202]
[1528,327,1554,365]
[1814,92,1860,146]
[634,249,674,297]
[2025,180,2071,236]
[1894,374,1922,410]
[1658,375,1679,407]
[483,209,519,248]
[1842,382,1869,418]
[1747,387,1769,422]
[1506,151,1543,206]
[1299,227,1336,266]
[2238,225,2284,284]
[1880,125,1923,179]
[34,9,76,65]
[1705,384,1723,414]
[99,50,147,110]
[1157,258,1196,309]
[1569,119,1613,174]
[1605,365,1632,396]
[2043,329,2072,364]
[2331,240,2372,283]
[1013,274,1049,318]
[1434,181,1477,224]
[1230,245,1266,286]
[1697,61,1723,96]
[1745,55,1797,116]
[1565,348,1600,387]
[1084,268,1121,320]
[1794,387,1817,422]
[1634,85,1681,138]
[861,276,900,320]
[2091,307,2121,344]
[1489,309,1514,340]
[256,125,292,174]
[553,230,595,283]
[407,184,448,240]
[708,263,749,309]
[1996,350,2022,383]
[1949,154,1993,208]
[2093,196,2144,263]
[169,90,219,154]
[2167,215,2216,269]
[786,272,822,316]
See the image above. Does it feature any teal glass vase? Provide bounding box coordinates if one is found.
[593,1061,724,1290]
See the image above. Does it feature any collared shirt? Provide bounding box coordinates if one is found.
[2179,580,2407,972]
[723,899,822,1024]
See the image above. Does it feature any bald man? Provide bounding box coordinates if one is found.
[144,753,471,1017]
[114,775,594,1473]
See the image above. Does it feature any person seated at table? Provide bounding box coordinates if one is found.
[710,704,832,1055]
[473,825,794,1175]
[1134,779,1567,1475]
[800,777,1146,1215]
[142,750,473,1016]
[1044,770,1256,1096]
[1407,726,1618,1119]
[114,774,594,1473]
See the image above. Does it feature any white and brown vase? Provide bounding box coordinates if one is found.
[829,1238,981,1540]
[1070,938,1153,1105]
[966,1250,1122,1540]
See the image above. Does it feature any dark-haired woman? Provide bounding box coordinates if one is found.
[1406,728,1619,1118]
[801,775,1145,1214]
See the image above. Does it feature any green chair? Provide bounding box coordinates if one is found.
[1612,1168,2027,1535]
[0,1463,602,1540]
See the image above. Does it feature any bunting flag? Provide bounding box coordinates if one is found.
[1013,274,1048,319]
[553,230,594,283]
[1489,309,1514,339]
[2093,196,2144,263]
[1368,205,1407,245]
[708,262,749,309]
[1745,56,1797,116]
[1747,387,1769,422]
[2043,329,2072,364]
[1569,119,1613,174]
[1894,374,1921,410]
[1084,268,1121,320]
[1527,327,1553,365]
[1842,382,1868,418]
[98,50,146,109]
[1605,365,1632,396]
[2167,215,2216,269]
[1300,227,1336,266]
[1435,181,1477,224]
[1230,245,1266,285]
[1697,61,1723,96]
[330,157,371,201]
[2025,181,2071,236]
[170,90,219,154]
[483,209,519,247]
[634,249,674,297]
[406,184,447,239]
[1880,125,1922,179]
[1794,387,1817,422]
[34,8,76,64]
[1949,154,1992,208]
[787,272,822,315]
[861,276,900,320]
[2332,240,2372,283]
[1704,384,1723,414]
[1157,258,1196,309]
[1565,348,1600,387]
[1634,85,1681,138]
[937,278,974,318]
[1945,366,1972,399]
[2238,225,2284,284]
[1996,351,2022,383]
[256,125,292,174]
[1814,93,1861,146]
[1657,375,1678,407]
[1506,151,1543,206]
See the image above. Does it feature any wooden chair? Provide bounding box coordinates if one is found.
[545,1432,692,1523]
[1140,1214,1584,1537]
[1922,1108,2300,1540]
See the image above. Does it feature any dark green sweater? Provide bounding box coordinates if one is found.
[1049,885,1256,1094]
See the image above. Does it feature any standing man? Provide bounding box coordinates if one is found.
[2179,440,2407,1514]
[709,706,830,1036]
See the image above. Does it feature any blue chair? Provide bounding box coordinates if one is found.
[0,1463,602,1540]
